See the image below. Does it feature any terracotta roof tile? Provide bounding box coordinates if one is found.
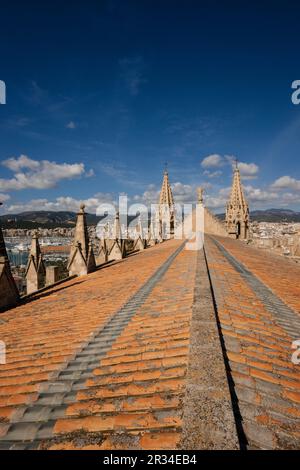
[0,240,196,449]
[205,236,300,449]
[0,233,299,449]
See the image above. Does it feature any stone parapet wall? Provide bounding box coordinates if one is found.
[204,207,228,237]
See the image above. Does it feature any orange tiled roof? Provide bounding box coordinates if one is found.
[213,236,300,313]
[205,236,300,449]
[0,240,195,449]
[0,235,299,449]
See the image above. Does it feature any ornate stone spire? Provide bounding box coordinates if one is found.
[68,203,96,276]
[0,202,19,309]
[25,231,46,294]
[225,162,250,239]
[107,211,126,261]
[158,168,175,237]
[159,168,175,207]
[113,211,122,240]
[73,203,89,259]
[147,219,157,247]
[133,216,146,251]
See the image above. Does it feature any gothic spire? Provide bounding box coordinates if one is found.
[72,203,89,259]
[228,164,248,209]
[68,203,95,276]
[226,164,250,239]
[159,168,175,208]
[25,231,46,293]
[113,211,122,240]
[158,168,175,237]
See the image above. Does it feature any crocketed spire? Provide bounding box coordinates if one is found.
[225,162,250,239]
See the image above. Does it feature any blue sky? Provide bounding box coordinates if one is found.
[1,0,300,214]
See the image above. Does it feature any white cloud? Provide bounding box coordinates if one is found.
[133,185,160,205]
[201,154,223,168]
[271,175,300,191]
[172,182,197,203]
[0,155,92,191]
[134,181,212,206]
[0,193,10,202]
[204,186,231,210]
[237,162,259,179]
[218,186,231,198]
[244,185,278,203]
[203,169,222,178]
[4,193,116,214]
[225,155,259,179]
[3,155,40,172]
[66,121,76,129]
[201,154,258,179]
[204,183,279,211]
[281,192,300,205]
[205,195,227,210]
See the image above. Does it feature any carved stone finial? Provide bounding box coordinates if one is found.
[68,203,95,276]
[197,187,204,204]
[158,167,175,238]
[25,230,45,294]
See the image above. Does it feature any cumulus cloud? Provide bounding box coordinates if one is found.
[0,193,10,203]
[201,154,223,168]
[205,195,227,210]
[204,183,280,211]
[4,193,116,214]
[3,155,40,172]
[0,155,92,191]
[133,181,212,206]
[271,175,300,191]
[225,155,259,179]
[172,182,197,203]
[237,162,259,179]
[281,192,300,205]
[202,154,259,180]
[133,184,160,205]
[244,185,278,203]
[203,170,222,178]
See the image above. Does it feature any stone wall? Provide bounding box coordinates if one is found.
[204,207,228,237]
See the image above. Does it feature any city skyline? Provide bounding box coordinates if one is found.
[1,1,300,214]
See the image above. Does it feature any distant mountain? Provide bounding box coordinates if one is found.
[1,208,300,229]
[217,208,300,223]
[250,209,300,222]
[0,210,140,229]
[0,211,100,229]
